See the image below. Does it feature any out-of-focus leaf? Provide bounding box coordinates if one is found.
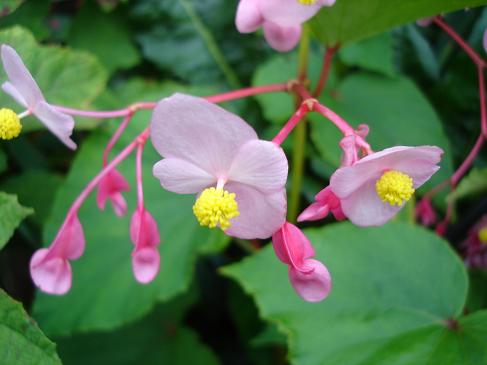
[405,25,440,80]
[251,324,287,348]
[0,0,23,17]
[0,289,61,365]
[1,171,63,228]
[0,26,108,131]
[0,150,6,173]
[222,222,487,365]
[0,1,49,39]
[309,0,487,46]
[0,192,32,250]
[310,73,453,191]
[32,80,229,336]
[252,50,332,124]
[68,2,140,73]
[56,292,219,365]
[447,167,487,202]
[339,32,396,76]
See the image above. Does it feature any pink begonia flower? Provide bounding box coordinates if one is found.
[130,208,161,284]
[235,0,335,52]
[96,169,130,217]
[0,44,76,149]
[463,215,487,269]
[415,197,437,226]
[151,93,288,240]
[298,186,345,222]
[330,146,443,227]
[272,222,331,302]
[30,214,85,295]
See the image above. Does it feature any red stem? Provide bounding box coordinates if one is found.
[103,113,134,166]
[272,103,310,145]
[478,66,487,139]
[451,134,484,187]
[204,83,288,103]
[313,46,338,97]
[136,140,146,210]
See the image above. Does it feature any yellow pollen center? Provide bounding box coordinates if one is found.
[193,187,239,231]
[298,0,318,4]
[0,108,22,140]
[375,170,415,206]
[479,228,487,244]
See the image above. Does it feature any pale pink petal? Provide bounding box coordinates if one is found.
[97,170,130,216]
[30,249,72,295]
[150,94,257,176]
[289,259,332,302]
[132,247,160,284]
[271,222,314,268]
[153,158,216,194]
[130,209,160,248]
[2,81,27,107]
[110,193,128,217]
[340,179,402,226]
[297,202,330,222]
[340,135,358,167]
[1,45,44,108]
[259,0,324,27]
[228,140,288,193]
[46,214,85,261]
[33,101,76,150]
[263,22,301,52]
[224,182,286,239]
[236,0,263,33]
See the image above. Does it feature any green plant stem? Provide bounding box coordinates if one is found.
[178,0,242,89]
[288,29,310,222]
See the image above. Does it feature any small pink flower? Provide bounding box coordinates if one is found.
[415,197,437,226]
[1,45,76,149]
[272,222,331,302]
[463,215,487,269]
[298,186,345,222]
[30,214,85,295]
[330,146,443,226]
[130,208,161,284]
[235,0,335,52]
[96,169,130,217]
[151,93,288,239]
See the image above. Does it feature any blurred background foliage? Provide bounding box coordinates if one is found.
[0,0,487,364]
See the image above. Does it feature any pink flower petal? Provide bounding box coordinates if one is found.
[263,22,301,52]
[150,93,257,177]
[110,192,128,217]
[224,182,286,239]
[34,101,76,150]
[30,249,72,295]
[259,0,324,27]
[130,208,160,249]
[1,45,44,108]
[271,222,314,268]
[228,140,288,194]
[289,259,332,302]
[153,158,216,194]
[235,0,263,33]
[97,169,130,216]
[340,135,358,167]
[132,247,160,284]
[2,81,27,107]
[340,179,402,226]
[297,201,330,222]
[47,214,85,261]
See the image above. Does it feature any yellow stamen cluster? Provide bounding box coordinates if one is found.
[375,170,415,206]
[0,108,22,140]
[479,227,487,244]
[193,187,239,231]
[298,0,318,4]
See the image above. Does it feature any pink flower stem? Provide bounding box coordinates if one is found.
[313,46,338,97]
[478,66,487,139]
[135,137,147,210]
[60,128,150,227]
[102,113,134,166]
[54,102,157,119]
[451,134,484,187]
[272,103,310,145]
[204,83,289,103]
[433,16,487,68]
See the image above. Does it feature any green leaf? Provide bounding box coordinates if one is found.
[309,0,487,46]
[0,26,108,131]
[0,0,23,17]
[0,1,49,40]
[0,171,63,228]
[339,32,396,76]
[55,292,219,365]
[0,150,7,173]
[68,2,140,74]
[222,222,487,365]
[0,289,61,365]
[447,167,487,202]
[0,192,33,250]
[404,25,440,80]
[32,79,229,336]
[310,73,453,191]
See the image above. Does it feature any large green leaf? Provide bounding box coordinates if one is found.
[310,73,453,191]
[68,2,140,74]
[0,26,108,131]
[309,0,487,46]
[0,289,61,365]
[222,222,487,365]
[0,191,32,250]
[32,80,229,336]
